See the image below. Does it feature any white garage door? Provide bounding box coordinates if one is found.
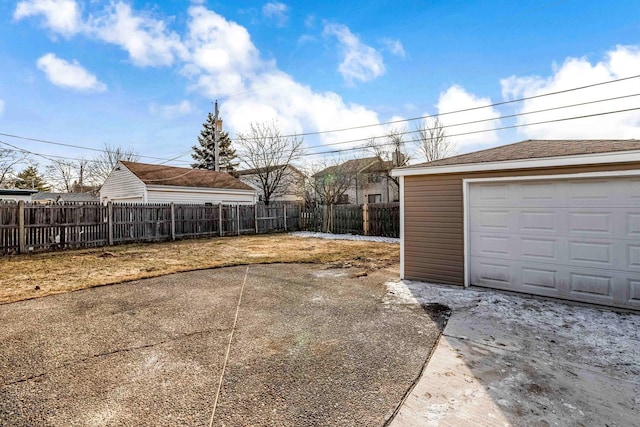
[469,176,640,310]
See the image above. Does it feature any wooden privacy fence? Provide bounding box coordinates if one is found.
[299,202,399,238]
[0,201,300,255]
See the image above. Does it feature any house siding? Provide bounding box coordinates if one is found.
[403,162,640,285]
[146,187,255,204]
[99,167,146,203]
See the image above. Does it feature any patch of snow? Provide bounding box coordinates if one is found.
[288,231,399,244]
[384,279,640,385]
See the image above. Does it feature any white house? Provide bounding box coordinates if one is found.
[100,161,257,204]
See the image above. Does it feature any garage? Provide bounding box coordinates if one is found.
[392,139,640,310]
[468,176,640,309]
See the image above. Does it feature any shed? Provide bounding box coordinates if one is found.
[0,188,37,202]
[100,161,256,204]
[392,139,640,310]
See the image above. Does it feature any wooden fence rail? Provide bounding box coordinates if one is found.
[298,202,399,238]
[0,201,302,255]
[0,201,398,255]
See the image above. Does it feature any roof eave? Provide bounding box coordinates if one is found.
[391,149,640,177]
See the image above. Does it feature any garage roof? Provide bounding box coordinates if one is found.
[392,139,640,177]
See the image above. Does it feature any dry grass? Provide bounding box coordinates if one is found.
[0,234,399,305]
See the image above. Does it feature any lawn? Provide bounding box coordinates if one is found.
[0,234,399,304]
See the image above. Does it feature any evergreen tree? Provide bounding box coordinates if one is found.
[191,112,239,175]
[15,166,50,191]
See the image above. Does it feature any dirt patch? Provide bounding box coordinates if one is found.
[0,234,398,304]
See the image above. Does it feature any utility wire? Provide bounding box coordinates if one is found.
[2,73,638,162]
[300,105,640,158]
[229,74,640,141]
[301,92,640,153]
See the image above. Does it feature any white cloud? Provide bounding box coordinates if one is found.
[150,100,193,119]
[323,23,385,85]
[381,38,406,59]
[36,53,107,92]
[436,85,501,150]
[262,2,288,27]
[87,2,186,67]
[179,8,384,153]
[501,45,640,140]
[14,0,82,36]
[18,2,390,158]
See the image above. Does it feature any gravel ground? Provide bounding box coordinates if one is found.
[0,264,445,426]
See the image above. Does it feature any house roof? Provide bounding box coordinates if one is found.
[237,164,303,176]
[393,139,640,176]
[120,161,254,191]
[32,192,99,202]
[314,156,392,176]
[0,188,38,195]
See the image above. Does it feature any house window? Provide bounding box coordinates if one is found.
[337,194,349,204]
[368,194,382,204]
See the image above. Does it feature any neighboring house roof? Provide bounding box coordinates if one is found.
[393,139,640,176]
[0,188,38,195]
[314,156,392,177]
[120,161,254,191]
[32,192,99,202]
[237,164,304,176]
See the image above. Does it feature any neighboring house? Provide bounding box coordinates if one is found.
[0,188,37,202]
[237,165,306,203]
[100,161,256,204]
[391,139,640,311]
[32,192,99,203]
[314,157,399,204]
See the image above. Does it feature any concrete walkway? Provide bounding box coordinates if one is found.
[385,279,640,427]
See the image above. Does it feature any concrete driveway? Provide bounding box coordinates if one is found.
[387,280,640,427]
[0,264,445,426]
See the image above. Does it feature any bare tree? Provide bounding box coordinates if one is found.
[311,156,361,205]
[0,148,28,188]
[366,127,411,187]
[91,144,140,185]
[414,117,456,162]
[236,121,304,205]
[45,159,77,192]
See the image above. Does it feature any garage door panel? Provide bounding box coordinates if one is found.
[521,267,558,290]
[567,180,611,202]
[520,210,557,232]
[469,177,640,310]
[520,237,558,260]
[627,213,640,236]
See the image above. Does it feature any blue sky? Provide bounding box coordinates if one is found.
[1,0,639,172]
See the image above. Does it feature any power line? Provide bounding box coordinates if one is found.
[2,74,638,164]
[230,73,640,141]
[0,132,192,165]
[301,92,640,153]
[300,105,640,159]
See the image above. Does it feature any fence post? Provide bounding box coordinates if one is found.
[170,203,176,241]
[218,202,223,237]
[237,204,241,236]
[254,203,259,234]
[107,202,114,245]
[362,203,369,236]
[18,201,25,254]
[283,205,287,231]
